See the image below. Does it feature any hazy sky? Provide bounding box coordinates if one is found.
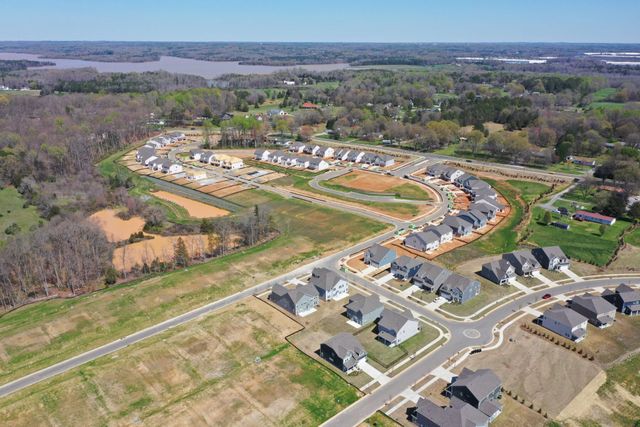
[2,0,639,43]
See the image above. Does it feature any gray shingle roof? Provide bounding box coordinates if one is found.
[571,293,616,315]
[310,267,345,292]
[323,333,365,360]
[452,368,502,402]
[378,308,414,333]
[346,294,382,316]
[544,303,588,328]
[366,244,395,264]
[415,397,489,427]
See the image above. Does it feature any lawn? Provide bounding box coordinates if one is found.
[0,189,388,386]
[440,281,517,317]
[0,186,43,244]
[356,323,439,369]
[545,162,593,175]
[590,87,617,102]
[0,299,360,426]
[625,227,640,247]
[506,180,551,203]
[600,352,640,397]
[526,207,632,266]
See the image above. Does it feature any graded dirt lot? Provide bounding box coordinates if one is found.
[463,322,601,417]
[330,170,431,199]
[112,233,209,271]
[150,190,229,218]
[89,209,145,242]
[0,298,360,426]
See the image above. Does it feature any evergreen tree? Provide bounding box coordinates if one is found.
[174,237,190,268]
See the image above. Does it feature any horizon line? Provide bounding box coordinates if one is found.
[1,40,640,45]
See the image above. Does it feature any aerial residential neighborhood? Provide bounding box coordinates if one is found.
[1,3,640,427]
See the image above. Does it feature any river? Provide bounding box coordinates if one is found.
[0,52,350,79]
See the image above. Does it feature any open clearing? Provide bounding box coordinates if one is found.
[150,190,229,218]
[0,186,42,243]
[89,209,145,242]
[112,233,209,271]
[0,190,388,386]
[0,298,359,426]
[327,170,431,200]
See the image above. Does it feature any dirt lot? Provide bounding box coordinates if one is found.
[331,170,429,196]
[89,209,145,242]
[112,233,211,271]
[0,298,360,427]
[150,190,229,218]
[462,320,601,417]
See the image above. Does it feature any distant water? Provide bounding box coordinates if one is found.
[0,52,350,79]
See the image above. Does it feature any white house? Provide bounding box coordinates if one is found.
[377,309,421,347]
[541,304,589,343]
[309,158,329,171]
[317,146,335,158]
[186,170,207,181]
[143,155,159,167]
[295,157,311,169]
[254,148,271,161]
[162,161,183,174]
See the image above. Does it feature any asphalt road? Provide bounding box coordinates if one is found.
[322,276,640,427]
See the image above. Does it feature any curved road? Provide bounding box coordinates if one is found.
[322,276,640,427]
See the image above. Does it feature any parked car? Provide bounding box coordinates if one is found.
[542,293,552,300]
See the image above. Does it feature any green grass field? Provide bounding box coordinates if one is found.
[0,187,43,244]
[526,207,631,266]
[624,227,640,247]
[505,180,551,203]
[591,87,617,102]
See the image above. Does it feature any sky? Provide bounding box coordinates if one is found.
[1,0,639,43]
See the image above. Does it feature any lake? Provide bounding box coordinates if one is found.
[0,52,350,79]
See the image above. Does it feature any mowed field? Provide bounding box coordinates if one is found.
[327,170,432,200]
[0,298,359,426]
[0,190,389,386]
[0,186,42,244]
[89,208,145,242]
[150,190,229,218]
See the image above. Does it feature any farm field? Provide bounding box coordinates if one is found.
[0,186,42,244]
[323,170,432,200]
[0,189,389,386]
[0,298,359,426]
[89,209,145,242]
[526,207,632,266]
[149,190,229,218]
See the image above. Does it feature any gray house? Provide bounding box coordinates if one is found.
[412,397,489,427]
[377,308,421,347]
[540,303,589,342]
[320,333,367,373]
[473,188,498,200]
[465,179,492,196]
[345,294,384,326]
[443,216,474,237]
[426,163,448,177]
[569,293,617,328]
[480,260,515,285]
[310,268,349,301]
[446,368,503,422]
[391,256,424,281]
[438,273,481,304]
[404,230,441,252]
[532,246,570,271]
[502,250,541,277]
[470,202,497,220]
[136,146,156,163]
[364,244,396,268]
[602,284,640,316]
[457,210,487,229]
[270,283,319,316]
[412,262,452,293]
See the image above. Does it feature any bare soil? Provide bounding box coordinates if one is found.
[150,190,229,218]
[89,209,145,242]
